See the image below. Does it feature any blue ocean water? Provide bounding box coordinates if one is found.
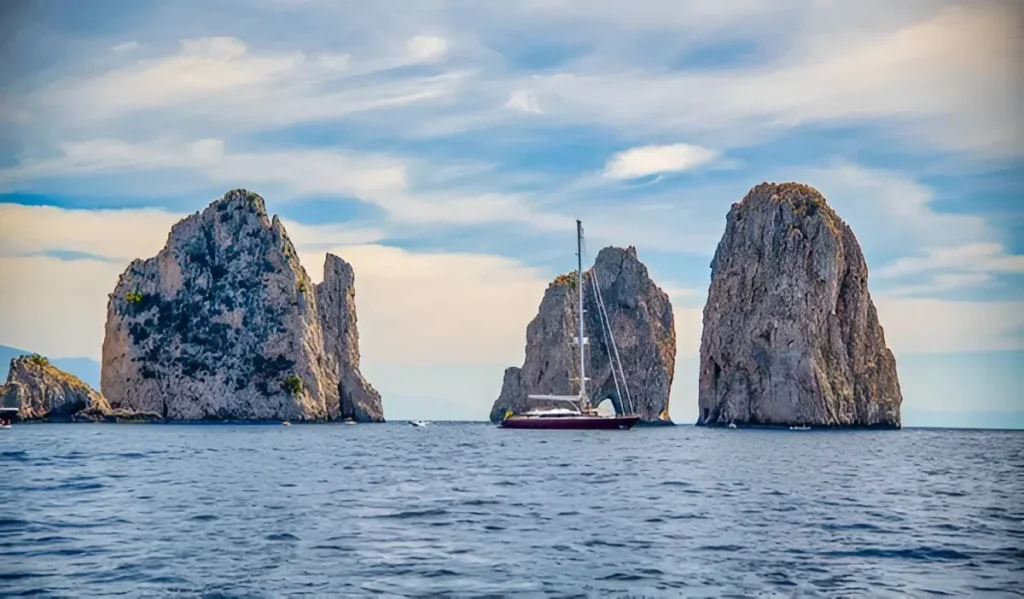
[1,423,1021,597]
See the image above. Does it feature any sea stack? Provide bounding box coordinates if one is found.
[698,182,902,428]
[489,246,676,423]
[101,189,383,422]
[1,354,111,421]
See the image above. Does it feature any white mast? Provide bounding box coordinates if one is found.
[577,219,587,408]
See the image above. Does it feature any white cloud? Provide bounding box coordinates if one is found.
[582,199,725,255]
[407,35,448,63]
[878,243,1024,278]
[881,273,995,297]
[0,138,406,201]
[315,245,553,366]
[795,161,992,252]
[110,41,138,53]
[3,2,1018,163]
[0,204,552,367]
[874,243,1024,297]
[0,203,183,261]
[316,54,351,71]
[504,90,542,114]
[12,2,1016,161]
[0,139,570,230]
[603,144,720,180]
[875,298,1024,354]
[525,3,1023,156]
[20,36,461,137]
[281,220,386,248]
[190,138,225,161]
[65,37,304,119]
[0,203,384,264]
[0,256,122,359]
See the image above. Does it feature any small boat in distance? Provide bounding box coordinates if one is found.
[282,421,292,426]
[409,420,428,428]
[789,425,811,431]
[500,220,641,431]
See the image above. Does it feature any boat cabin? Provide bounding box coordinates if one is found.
[0,407,18,426]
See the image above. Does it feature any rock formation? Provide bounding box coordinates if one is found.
[697,182,902,428]
[101,189,383,422]
[316,254,382,422]
[489,246,676,423]
[1,354,111,421]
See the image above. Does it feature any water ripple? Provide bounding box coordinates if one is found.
[0,423,1020,596]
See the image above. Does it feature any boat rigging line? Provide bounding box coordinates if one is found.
[580,226,636,416]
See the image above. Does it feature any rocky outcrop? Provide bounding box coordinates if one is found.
[316,254,383,422]
[697,182,902,428]
[489,246,675,423]
[72,407,164,423]
[1,354,111,421]
[101,189,383,422]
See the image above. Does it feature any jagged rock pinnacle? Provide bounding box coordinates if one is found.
[101,189,383,422]
[698,182,902,428]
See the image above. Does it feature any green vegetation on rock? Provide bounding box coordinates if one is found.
[282,374,303,395]
[27,353,50,367]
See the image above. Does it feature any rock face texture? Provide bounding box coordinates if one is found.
[1,354,111,421]
[489,246,675,423]
[316,255,383,422]
[101,189,383,422]
[698,182,902,428]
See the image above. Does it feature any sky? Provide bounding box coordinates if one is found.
[0,0,1021,426]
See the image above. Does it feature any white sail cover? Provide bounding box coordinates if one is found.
[595,399,616,417]
[521,407,581,416]
[527,394,580,402]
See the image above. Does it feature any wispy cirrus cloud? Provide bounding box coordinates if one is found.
[793,161,993,251]
[0,138,569,230]
[8,2,1018,158]
[461,2,1022,156]
[878,243,1024,278]
[14,35,465,140]
[876,243,1024,297]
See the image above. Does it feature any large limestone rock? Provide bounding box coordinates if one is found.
[489,246,676,423]
[101,189,383,422]
[697,182,902,428]
[316,254,383,422]
[1,354,111,421]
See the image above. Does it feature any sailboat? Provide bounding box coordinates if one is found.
[499,220,641,431]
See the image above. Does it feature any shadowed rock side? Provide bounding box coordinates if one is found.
[697,182,902,428]
[489,246,676,423]
[1,354,111,421]
[101,189,383,422]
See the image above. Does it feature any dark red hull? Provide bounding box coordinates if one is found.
[499,415,640,430]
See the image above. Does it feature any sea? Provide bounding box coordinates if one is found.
[1,423,1021,597]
